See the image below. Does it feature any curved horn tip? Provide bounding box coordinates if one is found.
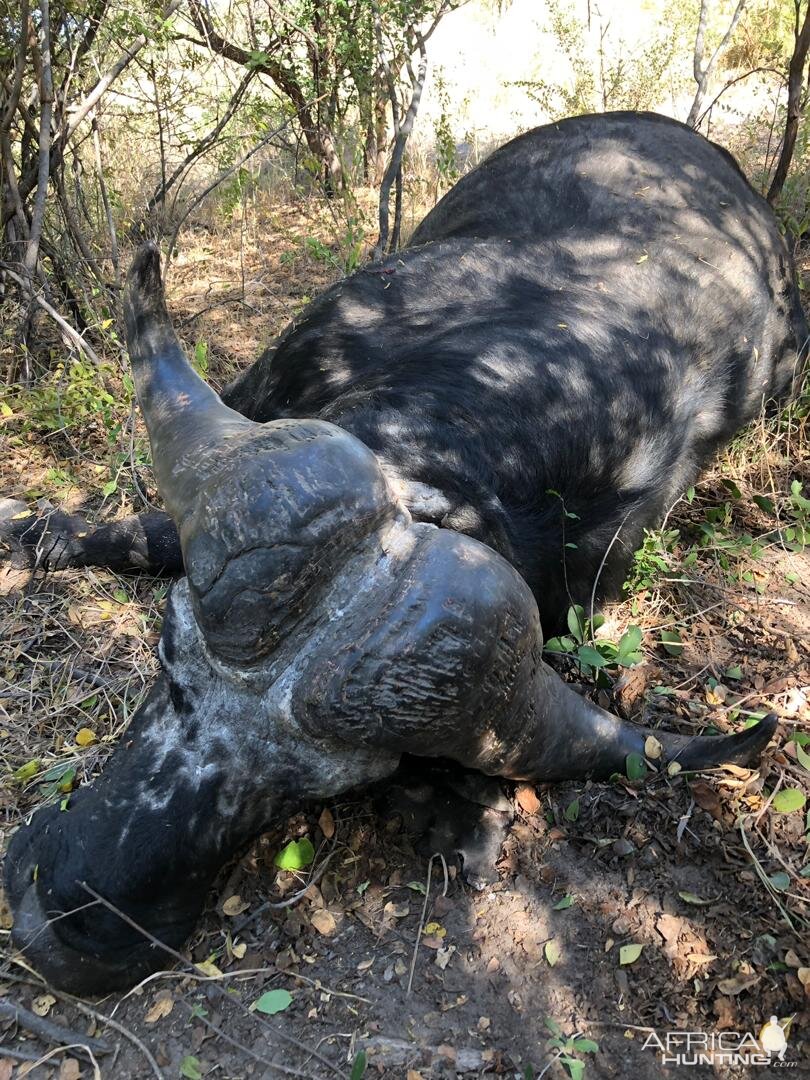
[128,241,163,292]
[677,711,779,772]
[729,710,779,764]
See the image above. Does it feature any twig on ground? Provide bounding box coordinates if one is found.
[0,996,111,1055]
[0,1045,58,1063]
[79,883,341,1076]
[738,815,800,932]
[65,998,165,1080]
[406,851,448,996]
[233,839,339,933]
[12,1042,101,1079]
[176,992,314,1079]
[0,962,167,1080]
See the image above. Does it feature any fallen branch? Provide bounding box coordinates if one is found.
[80,883,341,1077]
[0,263,102,366]
[0,996,111,1055]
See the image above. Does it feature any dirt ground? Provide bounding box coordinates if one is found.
[1,197,809,1079]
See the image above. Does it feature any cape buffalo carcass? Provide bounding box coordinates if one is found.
[4,111,805,995]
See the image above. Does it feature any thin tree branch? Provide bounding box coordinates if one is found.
[687,0,748,127]
[90,112,120,289]
[139,67,256,229]
[376,35,428,257]
[22,0,54,279]
[1,0,31,134]
[62,0,183,145]
[768,0,810,201]
[0,263,102,365]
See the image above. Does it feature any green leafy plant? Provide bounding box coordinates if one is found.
[26,359,124,439]
[274,837,315,871]
[544,1016,599,1080]
[433,67,459,188]
[193,340,209,379]
[304,216,366,275]
[625,526,680,592]
[785,480,810,551]
[545,605,644,682]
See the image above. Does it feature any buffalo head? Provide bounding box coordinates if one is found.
[5,245,776,994]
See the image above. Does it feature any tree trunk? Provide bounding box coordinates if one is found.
[686,0,748,128]
[314,124,344,195]
[768,1,810,202]
[372,92,389,185]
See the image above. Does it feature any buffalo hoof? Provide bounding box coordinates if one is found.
[381,759,512,890]
[0,499,80,570]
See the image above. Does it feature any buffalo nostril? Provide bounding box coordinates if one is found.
[10,883,73,978]
[9,883,130,996]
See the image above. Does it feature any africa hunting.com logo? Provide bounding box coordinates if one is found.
[641,1016,799,1067]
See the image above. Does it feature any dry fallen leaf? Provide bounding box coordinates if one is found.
[515,783,541,814]
[705,683,728,705]
[0,1061,12,1080]
[644,735,663,760]
[144,996,174,1024]
[31,993,56,1017]
[713,995,737,1029]
[310,908,337,936]
[222,894,249,917]
[424,922,446,937]
[691,781,724,820]
[231,941,247,960]
[318,807,335,839]
[58,1060,81,1080]
[717,973,759,996]
[383,900,410,919]
[435,944,456,970]
[195,959,224,978]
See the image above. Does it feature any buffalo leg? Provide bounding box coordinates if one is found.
[0,499,182,575]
